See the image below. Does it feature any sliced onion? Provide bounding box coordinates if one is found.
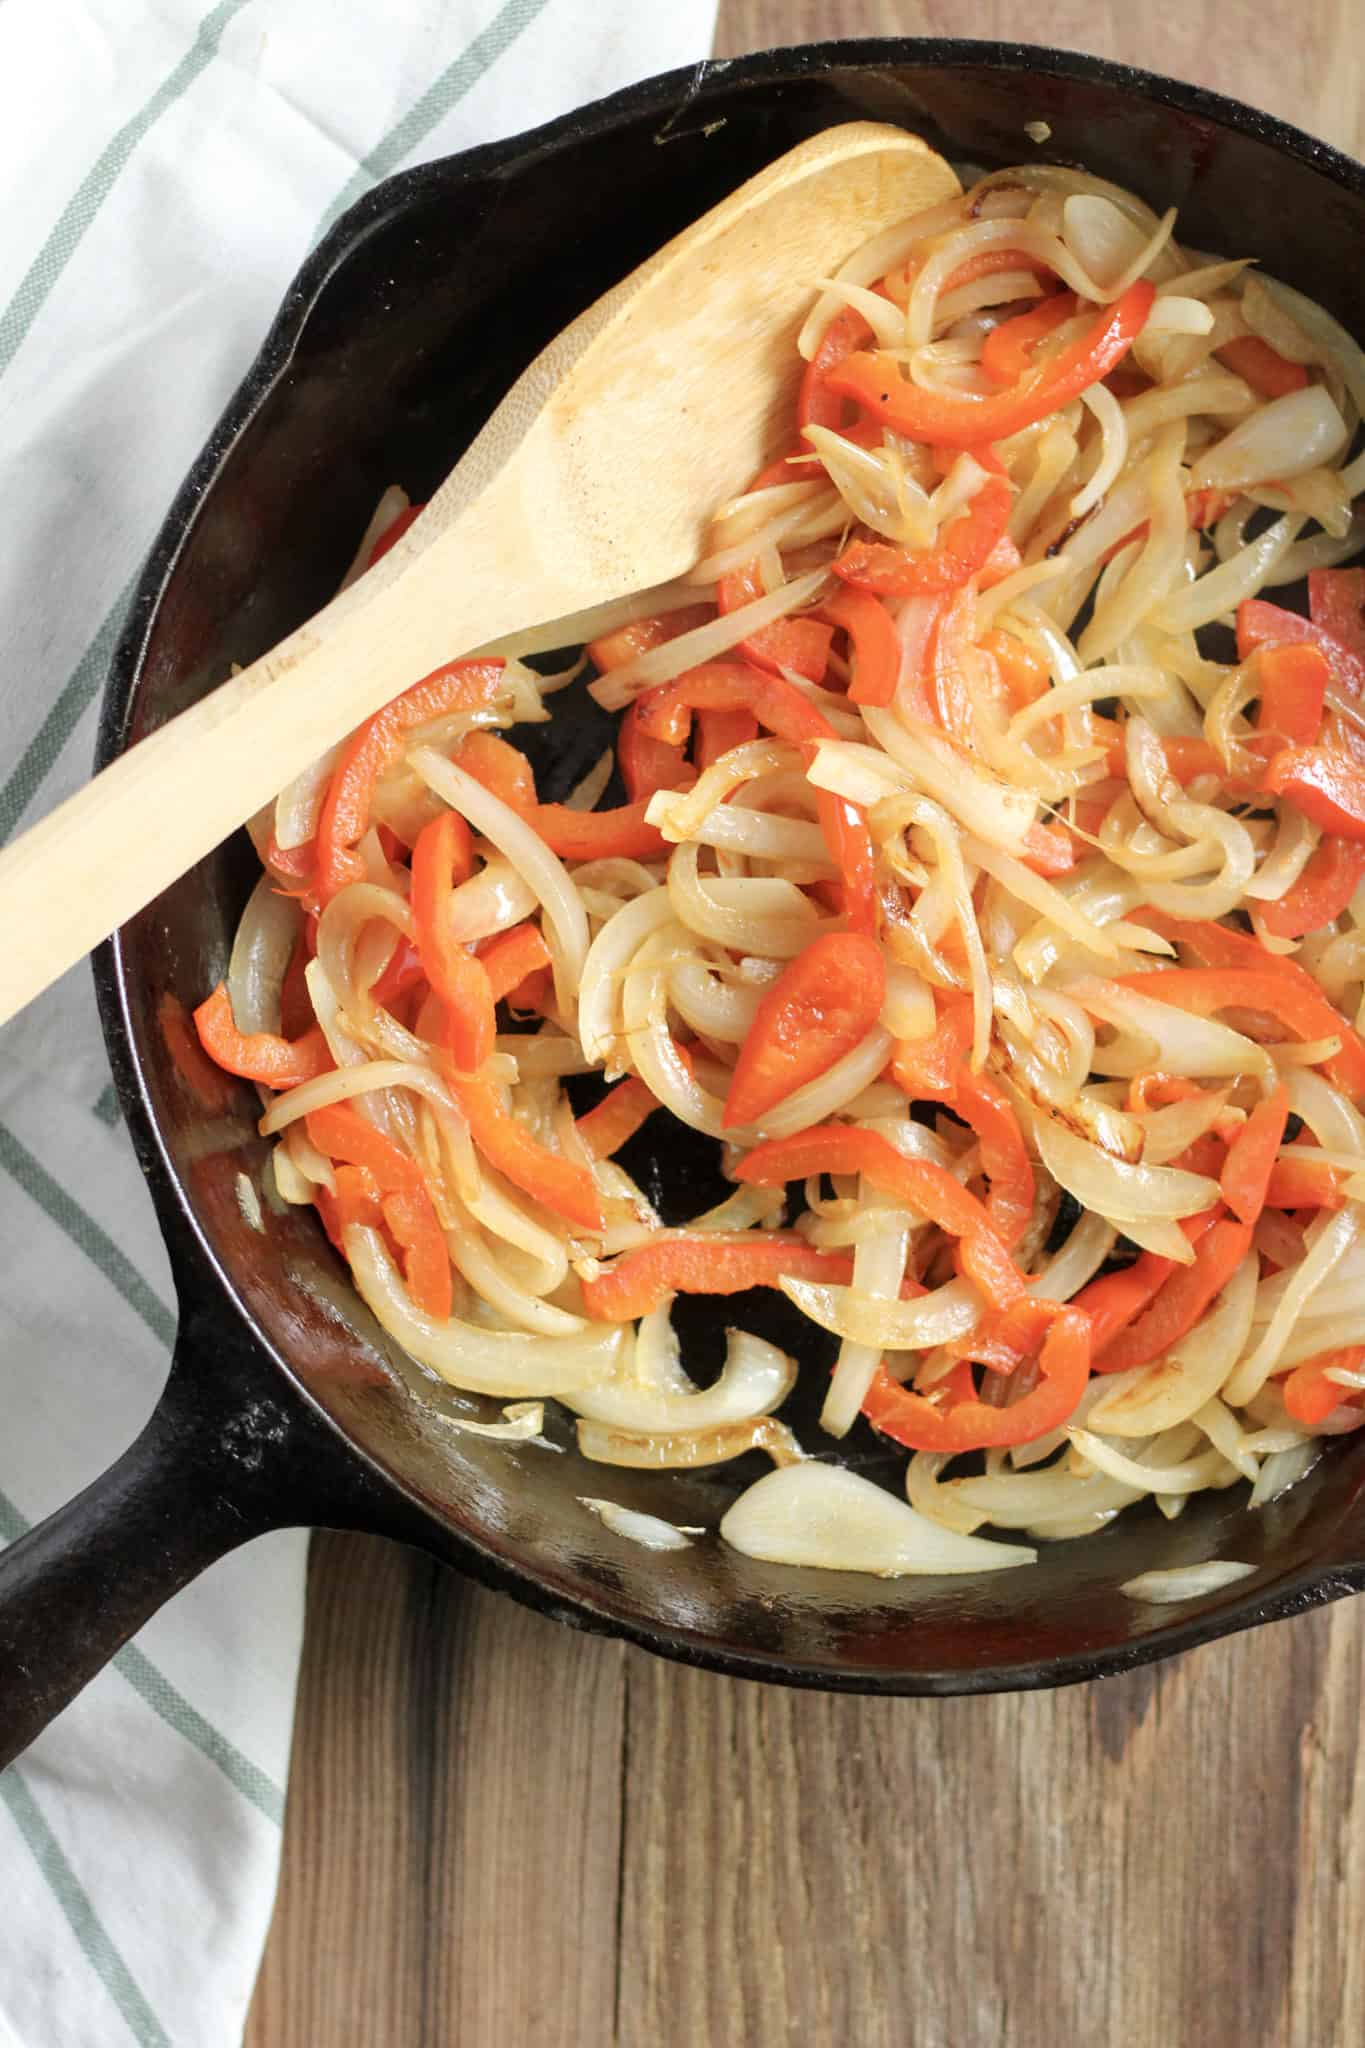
[227,875,301,1036]
[1068,1428,1234,1496]
[345,1226,623,1395]
[1067,976,1274,1083]
[797,192,970,358]
[822,1205,913,1439]
[570,1326,796,1431]
[1036,1114,1218,1219]
[862,706,1038,855]
[667,841,821,957]
[781,1275,980,1349]
[1191,384,1348,492]
[1120,1561,1255,1603]
[719,1463,1034,1575]
[577,886,675,1067]
[444,1401,547,1442]
[259,1058,460,1136]
[1222,1206,1361,1406]
[579,1415,802,1470]
[1156,513,1304,635]
[577,1498,697,1550]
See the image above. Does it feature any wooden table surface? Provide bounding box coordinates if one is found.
[245,7,1365,2044]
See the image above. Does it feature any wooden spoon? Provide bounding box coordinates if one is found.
[0,121,959,1027]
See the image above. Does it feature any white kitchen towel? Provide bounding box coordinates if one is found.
[0,4,717,2043]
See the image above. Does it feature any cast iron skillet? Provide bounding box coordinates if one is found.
[4,39,1365,1768]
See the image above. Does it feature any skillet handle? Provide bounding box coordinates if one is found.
[0,1302,398,1772]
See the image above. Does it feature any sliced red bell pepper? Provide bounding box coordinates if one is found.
[194,983,332,1087]
[380,1183,453,1320]
[581,1233,855,1321]
[1263,742,1365,842]
[889,994,974,1098]
[813,791,878,934]
[1091,1214,1252,1375]
[479,923,551,1004]
[532,800,670,861]
[1264,1155,1346,1209]
[818,587,901,705]
[574,1076,660,1160]
[1220,1085,1289,1224]
[1258,838,1365,939]
[1070,1208,1222,1357]
[1237,598,1365,704]
[798,304,873,438]
[723,932,886,1128]
[951,1067,1035,1249]
[618,697,696,801]
[834,450,1012,598]
[1021,820,1079,877]
[981,628,1049,708]
[410,810,494,1072]
[861,1304,1091,1451]
[1282,1346,1365,1425]
[735,1123,1025,1308]
[315,659,505,901]
[716,558,834,681]
[1215,335,1309,398]
[980,292,1079,386]
[1256,642,1330,748]
[452,1074,603,1234]
[452,730,537,814]
[695,706,759,771]
[637,662,838,751]
[825,280,1155,450]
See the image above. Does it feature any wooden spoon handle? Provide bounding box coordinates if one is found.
[0,549,497,1028]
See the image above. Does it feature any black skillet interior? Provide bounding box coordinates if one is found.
[89,40,1365,1697]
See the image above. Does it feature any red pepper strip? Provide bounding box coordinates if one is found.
[980,291,1080,386]
[637,662,837,750]
[861,1305,1091,1452]
[533,800,670,861]
[316,1162,385,1253]
[880,246,1056,307]
[453,730,537,813]
[1264,742,1365,843]
[930,583,979,747]
[695,706,759,771]
[316,659,504,901]
[266,835,316,881]
[1022,821,1079,877]
[1092,718,1274,789]
[1309,568,1365,669]
[818,587,900,706]
[194,983,332,1086]
[890,994,974,1097]
[723,932,886,1129]
[716,558,835,681]
[380,1184,453,1320]
[368,502,423,565]
[1071,1209,1222,1357]
[798,304,873,437]
[575,1076,659,1160]
[735,1124,1025,1308]
[814,791,878,934]
[1220,1085,1289,1224]
[1116,956,1365,1101]
[305,1105,452,1316]
[1237,598,1365,703]
[587,603,713,674]
[1091,1214,1253,1375]
[452,1074,603,1234]
[618,697,696,801]
[410,810,494,1072]
[480,923,551,1004]
[1215,335,1309,398]
[826,280,1155,450]
[833,451,1013,597]
[1258,838,1365,940]
[981,628,1049,708]
[581,1234,856,1321]
[1282,1347,1365,1425]
[951,1068,1035,1249]
[1265,1156,1345,1209]
[1256,642,1330,747]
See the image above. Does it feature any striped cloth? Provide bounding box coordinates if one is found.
[0,4,715,2044]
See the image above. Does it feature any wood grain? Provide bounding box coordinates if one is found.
[247,9,1365,2045]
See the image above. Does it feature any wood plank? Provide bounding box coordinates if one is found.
[248,8,1365,2044]
[245,1533,624,2047]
